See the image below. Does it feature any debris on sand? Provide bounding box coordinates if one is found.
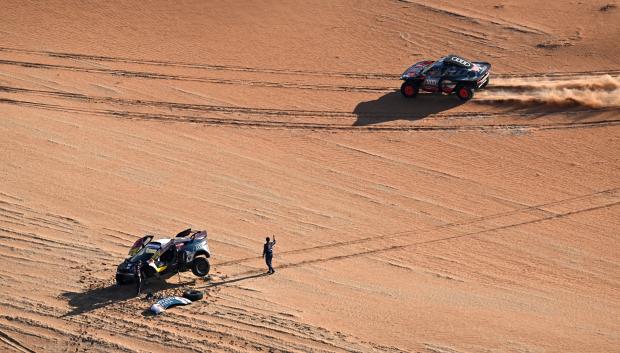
[150,296,192,315]
[599,4,617,11]
[536,39,574,49]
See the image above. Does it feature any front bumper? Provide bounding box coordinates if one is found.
[115,272,135,284]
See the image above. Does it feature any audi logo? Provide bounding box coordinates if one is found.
[450,57,471,67]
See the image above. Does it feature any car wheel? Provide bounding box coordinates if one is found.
[183,289,204,301]
[400,81,419,98]
[191,257,210,277]
[456,85,474,101]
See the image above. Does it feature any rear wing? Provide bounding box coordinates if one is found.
[175,228,207,240]
[472,61,491,73]
[192,230,207,240]
[175,228,192,238]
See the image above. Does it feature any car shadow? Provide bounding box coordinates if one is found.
[60,280,191,317]
[353,91,465,126]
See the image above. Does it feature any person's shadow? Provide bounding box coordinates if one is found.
[353,92,465,126]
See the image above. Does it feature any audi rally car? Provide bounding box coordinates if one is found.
[400,55,491,101]
[116,228,211,293]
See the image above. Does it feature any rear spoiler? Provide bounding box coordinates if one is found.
[175,228,208,240]
[175,228,192,238]
[473,61,491,71]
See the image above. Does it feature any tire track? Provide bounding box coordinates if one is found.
[0,85,359,119]
[61,288,363,353]
[2,46,619,80]
[0,315,135,353]
[2,85,616,121]
[2,97,619,133]
[0,58,392,93]
[0,46,393,80]
[0,329,35,353]
[216,187,620,266]
[159,308,358,353]
[273,200,620,271]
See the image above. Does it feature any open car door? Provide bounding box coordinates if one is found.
[128,235,154,256]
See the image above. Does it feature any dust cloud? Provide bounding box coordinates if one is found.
[479,75,620,108]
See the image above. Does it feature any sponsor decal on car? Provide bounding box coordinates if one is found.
[450,56,471,67]
[424,78,439,86]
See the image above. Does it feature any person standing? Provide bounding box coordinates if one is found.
[134,262,144,296]
[262,236,276,274]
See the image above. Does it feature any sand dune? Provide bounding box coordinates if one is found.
[1,1,619,353]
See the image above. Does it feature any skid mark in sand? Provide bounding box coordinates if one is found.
[7,83,609,123]
[0,227,99,256]
[0,314,133,353]
[0,195,121,353]
[0,197,85,234]
[0,58,393,93]
[54,279,392,353]
[0,328,36,353]
[0,192,23,202]
[424,343,466,353]
[218,187,620,268]
[1,97,619,133]
[0,46,393,80]
[274,200,620,270]
[2,46,620,83]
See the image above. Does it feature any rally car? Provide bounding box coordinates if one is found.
[400,55,491,101]
[116,228,211,293]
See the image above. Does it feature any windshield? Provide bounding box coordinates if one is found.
[129,242,160,262]
[422,61,442,75]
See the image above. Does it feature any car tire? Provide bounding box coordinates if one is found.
[400,81,419,98]
[183,290,204,301]
[455,85,474,101]
[191,257,210,277]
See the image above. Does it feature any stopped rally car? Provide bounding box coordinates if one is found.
[116,228,211,287]
[400,55,491,100]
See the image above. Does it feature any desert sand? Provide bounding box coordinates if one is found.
[1,1,619,352]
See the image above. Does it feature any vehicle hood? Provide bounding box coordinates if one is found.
[117,259,137,272]
[400,60,434,79]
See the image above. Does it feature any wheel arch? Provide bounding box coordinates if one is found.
[194,249,210,258]
[455,79,476,87]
